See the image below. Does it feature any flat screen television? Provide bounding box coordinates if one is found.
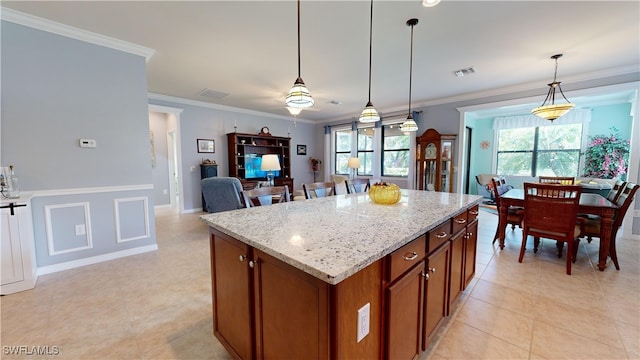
[245,154,280,179]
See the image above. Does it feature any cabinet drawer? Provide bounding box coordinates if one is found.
[387,235,426,281]
[427,220,451,253]
[467,205,479,223]
[451,212,467,236]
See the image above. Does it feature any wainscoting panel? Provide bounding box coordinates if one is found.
[114,196,150,243]
[45,202,92,256]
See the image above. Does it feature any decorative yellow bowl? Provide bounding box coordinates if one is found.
[369,182,401,205]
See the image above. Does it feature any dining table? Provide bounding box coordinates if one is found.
[497,188,618,271]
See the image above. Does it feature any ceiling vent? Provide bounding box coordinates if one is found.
[454,67,476,77]
[199,88,229,99]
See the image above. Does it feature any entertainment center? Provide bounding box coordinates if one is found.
[226,132,293,191]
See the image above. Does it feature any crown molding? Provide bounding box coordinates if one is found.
[147,93,314,124]
[1,7,155,61]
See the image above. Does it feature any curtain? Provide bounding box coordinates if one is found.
[493,108,591,130]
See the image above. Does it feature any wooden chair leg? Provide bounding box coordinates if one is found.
[566,242,572,275]
[572,239,580,263]
[556,241,564,258]
[610,230,620,270]
[518,233,528,263]
[533,237,540,253]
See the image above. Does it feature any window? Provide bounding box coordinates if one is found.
[496,123,582,177]
[357,128,374,175]
[382,124,410,177]
[334,129,352,175]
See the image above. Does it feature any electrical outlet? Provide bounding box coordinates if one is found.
[357,303,370,343]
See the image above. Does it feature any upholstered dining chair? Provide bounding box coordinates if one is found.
[345,178,370,194]
[242,185,290,207]
[538,176,575,185]
[201,177,244,213]
[519,182,583,275]
[581,182,639,270]
[302,182,337,199]
[606,179,627,203]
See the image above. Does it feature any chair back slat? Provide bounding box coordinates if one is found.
[538,176,575,185]
[302,182,337,199]
[345,178,370,194]
[242,185,290,207]
[613,183,639,229]
[607,180,627,203]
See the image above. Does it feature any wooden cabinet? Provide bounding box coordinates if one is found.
[210,228,381,359]
[1,198,37,295]
[385,235,426,360]
[227,132,291,185]
[449,205,479,311]
[416,129,456,192]
[422,225,451,350]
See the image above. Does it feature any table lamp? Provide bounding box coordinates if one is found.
[347,157,360,180]
[261,154,281,187]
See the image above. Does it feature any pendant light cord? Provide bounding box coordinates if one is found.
[408,21,415,114]
[297,0,301,78]
[367,0,373,102]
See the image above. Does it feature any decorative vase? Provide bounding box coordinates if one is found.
[369,182,401,205]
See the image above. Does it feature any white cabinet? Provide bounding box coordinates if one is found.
[1,197,37,294]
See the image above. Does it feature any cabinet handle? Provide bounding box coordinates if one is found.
[403,252,418,261]
[467,232,473,237]
[435,232,448,239]
[249,260,255,268]
[422,271,430,281]
[239,255,247,262]
[429,267,436,273]
[455,218,466,224]
[469,210,479,215]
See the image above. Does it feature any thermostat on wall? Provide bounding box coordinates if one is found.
[79,138,96,148]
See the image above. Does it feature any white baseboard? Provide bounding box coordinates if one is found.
[37,244,158,276]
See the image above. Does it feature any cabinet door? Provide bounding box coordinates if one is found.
[253,249,329,359]
[448,230,464,311]
[1,208,24,285]
[464,219,479,288]
[210,234,253,360]
[422,242,450,350]
[386,260,425,360]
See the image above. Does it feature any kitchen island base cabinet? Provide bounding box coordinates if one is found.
[210,229,383,360]
[422,242,451,350]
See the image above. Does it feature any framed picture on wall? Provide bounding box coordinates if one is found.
[297,144,307,155]
[197,139,215,153]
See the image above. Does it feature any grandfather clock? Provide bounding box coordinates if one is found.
[416,129,456,192]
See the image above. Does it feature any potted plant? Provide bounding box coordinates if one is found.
[583,127,630,180]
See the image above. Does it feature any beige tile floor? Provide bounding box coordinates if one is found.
[1,207,638,359]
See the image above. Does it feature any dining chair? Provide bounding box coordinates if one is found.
[490,176,523,244]
[241,185,290,207]
[519,182,583,275]
[606,179,627,203]
[345,178,370,194]
[581,182,639,270]
[538,176,575,185]
[302,182,337,199]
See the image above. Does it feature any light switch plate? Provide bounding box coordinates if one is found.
[79,138,96,148]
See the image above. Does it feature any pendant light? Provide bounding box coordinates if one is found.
[359,0,380,123]
[400,18,419,132]
[531,54,575,121]
[285,0,314,110]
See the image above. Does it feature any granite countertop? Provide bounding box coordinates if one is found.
[201,189,483,285]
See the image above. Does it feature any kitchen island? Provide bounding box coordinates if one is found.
[201,189,483,359]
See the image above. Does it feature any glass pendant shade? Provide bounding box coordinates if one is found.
[359,101,380,123]
[422,0,441,7]
[286,106,303,116]
[400,115,418,132]
[285,77,314,108]
[531,54,575,121]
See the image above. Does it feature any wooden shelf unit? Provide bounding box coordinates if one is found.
[227,132,292,189]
